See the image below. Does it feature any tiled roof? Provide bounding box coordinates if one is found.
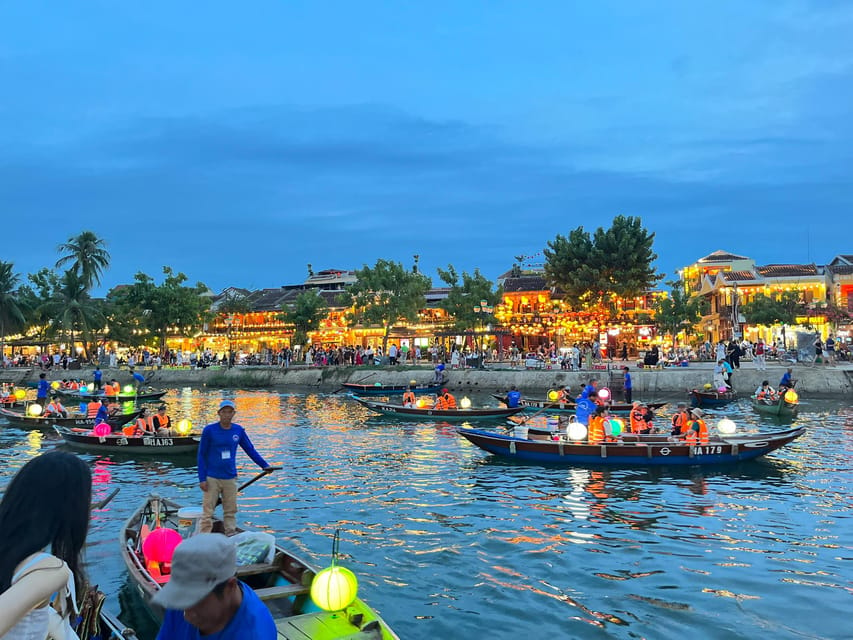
[723,270,759,282]
[756,264,819,277]
[828,264,853,275]
[697,250,750,263]
[829,255,853,266]
[502,275,549,292]
[248,288,291,311]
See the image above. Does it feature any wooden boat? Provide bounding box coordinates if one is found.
[751,396,799,418]
[53,426,200,455]
[342,381,445,396]
[490,394,666,414]
[121,494,399,639]
[0,406,141,430]
[689,388,736,408]
[97,609,138,639]
[353,396,524,421]
[456,425,806,466]
[57,389,167,403]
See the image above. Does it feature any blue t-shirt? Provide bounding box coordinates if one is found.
[133,372,145,384]
[575,396,596,426]
[198,422,269,482]
[156,582,276,639]
[780,372,792,387]
[37,379,49,398]
[93,369,102,382]
[506,390,521,408]
[624,373,632,390]
[95,405,110,423]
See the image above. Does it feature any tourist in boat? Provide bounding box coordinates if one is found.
[198,400,272,536]
[670,403,690,437]
[505,385,522,408]
[779,367,796,392]
[684,409,709,445]
[433,388,457,410]
[557,385,571,403]
[588,407,608,443]
[755,381,778,403]
[151,534,276,639]
[712,360,728,390]
[0,451,91,639]
[152,404,172,435]
[402,387,417,408]
[42,397,68,418]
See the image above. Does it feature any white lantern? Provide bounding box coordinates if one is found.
[566,421,587,441]
[717,418,737,435]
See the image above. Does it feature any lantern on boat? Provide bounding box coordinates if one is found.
[607,418,623,436]
[124,384,135,394]
[142,527,182,567]
[27,403,42,416]
[51,381,61,389]
[93,422,111,437]
[703,383,713,390]
[460,396,471,409]
[79,386,88,394]
[374,382,382,387]
[409,379,417,386]
[566,421,587,441]
[716,418,737,435]
[311,530,359,612]
[597,387,611,402]
[784,389,798,404]
[547,389,559,401]
[718,387,727,393]
[176,419,193,435]
[13,389,26,400]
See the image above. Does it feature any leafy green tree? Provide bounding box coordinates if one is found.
[0,262,27,359]
[56,231,111,290]
[544,215,661,307]
[344,259,431,352]
[54,270,105,360]
[279,289,328,348]
[437,265,502,353]
[654,280,708,349]
[741,291,802,348]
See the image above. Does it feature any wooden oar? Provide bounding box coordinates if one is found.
[504,398,560,429]
[91,487,120,511]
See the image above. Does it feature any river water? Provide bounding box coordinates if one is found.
[1,389,851,640]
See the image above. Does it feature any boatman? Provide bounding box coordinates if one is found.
[130,367,146,393]
[505,385,522,408]
[152,534,276,639]
[198,400,272,536]
[779,368,795,393]
[35,373,49,407]
[574,390,597,426]
[93,365,103,391]
[622,366,633,403]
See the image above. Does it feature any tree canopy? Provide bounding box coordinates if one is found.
[741,291,802,328]
[279,289,329,348]
[437,266,502,346]
[654,280,708,348]
[56,230,110,290]
[544,215,661,307]
[0,262,27,358]
[344,259,431,351]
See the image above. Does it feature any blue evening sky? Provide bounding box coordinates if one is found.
[1,1,851,294]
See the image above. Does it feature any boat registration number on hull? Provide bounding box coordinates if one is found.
[693,445,723,455]
[142,437,174,446]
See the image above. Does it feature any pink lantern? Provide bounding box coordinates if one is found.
[93,422,111,437]
[597,387,611,402]
[142,527,183,564]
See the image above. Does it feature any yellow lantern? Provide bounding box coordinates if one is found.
[310,565,359,612]
[460,396,471,409]
[27,403,43,416]
[547,390,559,401]
[14,389,26,400]
[784,389,798,404]
[51,381,61,389]
[176,419,193,435]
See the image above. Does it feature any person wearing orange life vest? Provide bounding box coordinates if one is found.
[684,408,709,445]
[670,402,690,437]
[588,407,609,443]
[43,397,68,418]
[754,380,777,403]
[152,405,172,435]
[557,385,572,403]
[433,388,456,410]
[629,402,646,434]
[402,387,417,408]
[86,399,101,418]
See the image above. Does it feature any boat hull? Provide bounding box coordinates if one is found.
[354,397,524,421]
[53,426,199,454]
[0,407,141,430]
[343,382,444,396]
[689,389,736,407]
[58,389,167,403]
[751,397,798,417]
[457,426,805,466]
[490,394,666,414]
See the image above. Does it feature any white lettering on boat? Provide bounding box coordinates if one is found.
[693,446,723,455]
[142,437,174,446]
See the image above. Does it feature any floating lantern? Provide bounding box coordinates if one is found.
[374,382,382,387]
[717,419,737,435]
[607,418,624,436]
[124,384,135,394]
[784,389,798,404]
[27,403,43,416]
[13,389,26,400]
[142,527,182,565]
[176,419,192,435]
[310,530,359,612]
[597,387,611,402]
[93,422,111,437]
[566,421,587,441]
[51,381,61,389]
[460,396,471,409]
[718,387,728,393]
[547,390,559,401]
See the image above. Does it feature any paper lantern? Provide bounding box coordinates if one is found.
[176,419,192,435]
[703,383,713,390]
[608,418,623,436]
[310,566,359,611]
[717,419,737,435]
[27,403,43,416]
[79,386,88,394]
[409,379,417,386]
[13,389,26,400]
[460,396,471,409]
[124,384,135,394]
[93,422,111,437]
[416,398,428,408]
[142,527,183,564]
[566,421,587,441]
[547,390,559,401]
[784,389,798,404]
[597,387,611,402]
[718,387,728,393]
[51,381,60,389]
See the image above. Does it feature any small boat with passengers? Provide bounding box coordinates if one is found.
[342,381,445,396]
[121,494,399,639]
[457,424,806,466]
[490,393,666,414]
[750,395,799,418]
[53,425,200,455]
[353,396,523,421]
[689,388,736,408]
[57,388,168,403]
[0,406,142,430]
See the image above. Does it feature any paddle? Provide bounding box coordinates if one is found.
[215,466,282,506]
[504,396,562,430]
[91,487,120,511]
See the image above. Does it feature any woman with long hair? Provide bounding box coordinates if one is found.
[0,451,92,639]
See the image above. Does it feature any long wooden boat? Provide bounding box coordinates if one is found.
[342,381,445,396]
[57,389,167,403]
[53,426,200,455]
[490,394,666,414]
[751,396,799,418]
[97,609,139,639]
[121,494,399,639]
[354,396,523,420]
[457,425,806,466]
[689,388,736,408]
[0,406,141,430]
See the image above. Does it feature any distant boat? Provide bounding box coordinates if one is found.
[689,388,736,408]
[490,394,666,414]
[53,426,199,455]
[750,396,798,418]
[0,406,141,430]
[353,396,523,421]
[57,389,167,403]
[342,381,445,396]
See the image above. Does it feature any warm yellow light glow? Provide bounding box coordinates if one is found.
[460,396,471,409]
[176,419,192,435]
[28,403,43,416]
[310,566,359,611]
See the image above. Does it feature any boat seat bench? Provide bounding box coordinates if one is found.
[275,612,383,639]
[254,583,311,601]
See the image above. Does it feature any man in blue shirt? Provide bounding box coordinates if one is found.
[36,373,49,405]
[153,533,276,639]
[779,367,795,391]
[130,367,146,392]
[505,385,522,408]
[95,398,112,424]
[574,391,596,426]
[92,366,103,390]
[198,400,271,535]
[622,366,633,403]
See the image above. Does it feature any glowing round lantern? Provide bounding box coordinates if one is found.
[176,419,193,435]
[597,387,611,402]
[566,421,587,441]
[123,384,135,394]
[93,422,111,437]
[142,527,183,565]
[310,566,359,611]
[784,389,798,404]
[416,398,428,408]
[547,390,559,401]
[51,381,61,389]
[608,418,623,436]
[703,383,713,390]
[374,382,382,387]
[717,419,737,435]
[409,379,417,386]
[79,386,88,394]
[718,387,728,393]
[460,396,471,409]
[14,389,26,400]
[27,403,43,416]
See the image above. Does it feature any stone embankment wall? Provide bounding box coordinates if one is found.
[3,364,852,398]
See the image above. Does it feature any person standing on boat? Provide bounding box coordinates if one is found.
[622,366,632,403]
[152,534,276,640]
[35,373,49,407]
[130,367,146,393]
[92,365,103,390]
[198,400,271,536]
[574,390,596,426]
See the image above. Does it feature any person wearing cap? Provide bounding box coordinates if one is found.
[198,401,272,535]
[684,408,709,445]
[153,534,276,639]
[433,388,457,410]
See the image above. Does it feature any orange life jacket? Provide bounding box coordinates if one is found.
[87,401,101,418]
[630,409,646,433]
[443,393,457,409]
[557,390,570,403]
[433,395,447,410]
[685,419,709,445]
[153,415,170,431]
[402,391,416,405]
[588,416,605,443]
[671,411,688,435]
[45,401,64,415]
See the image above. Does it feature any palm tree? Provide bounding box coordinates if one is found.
[54,270,105,361]
[56,231,111,290]
[0,261,27,360]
